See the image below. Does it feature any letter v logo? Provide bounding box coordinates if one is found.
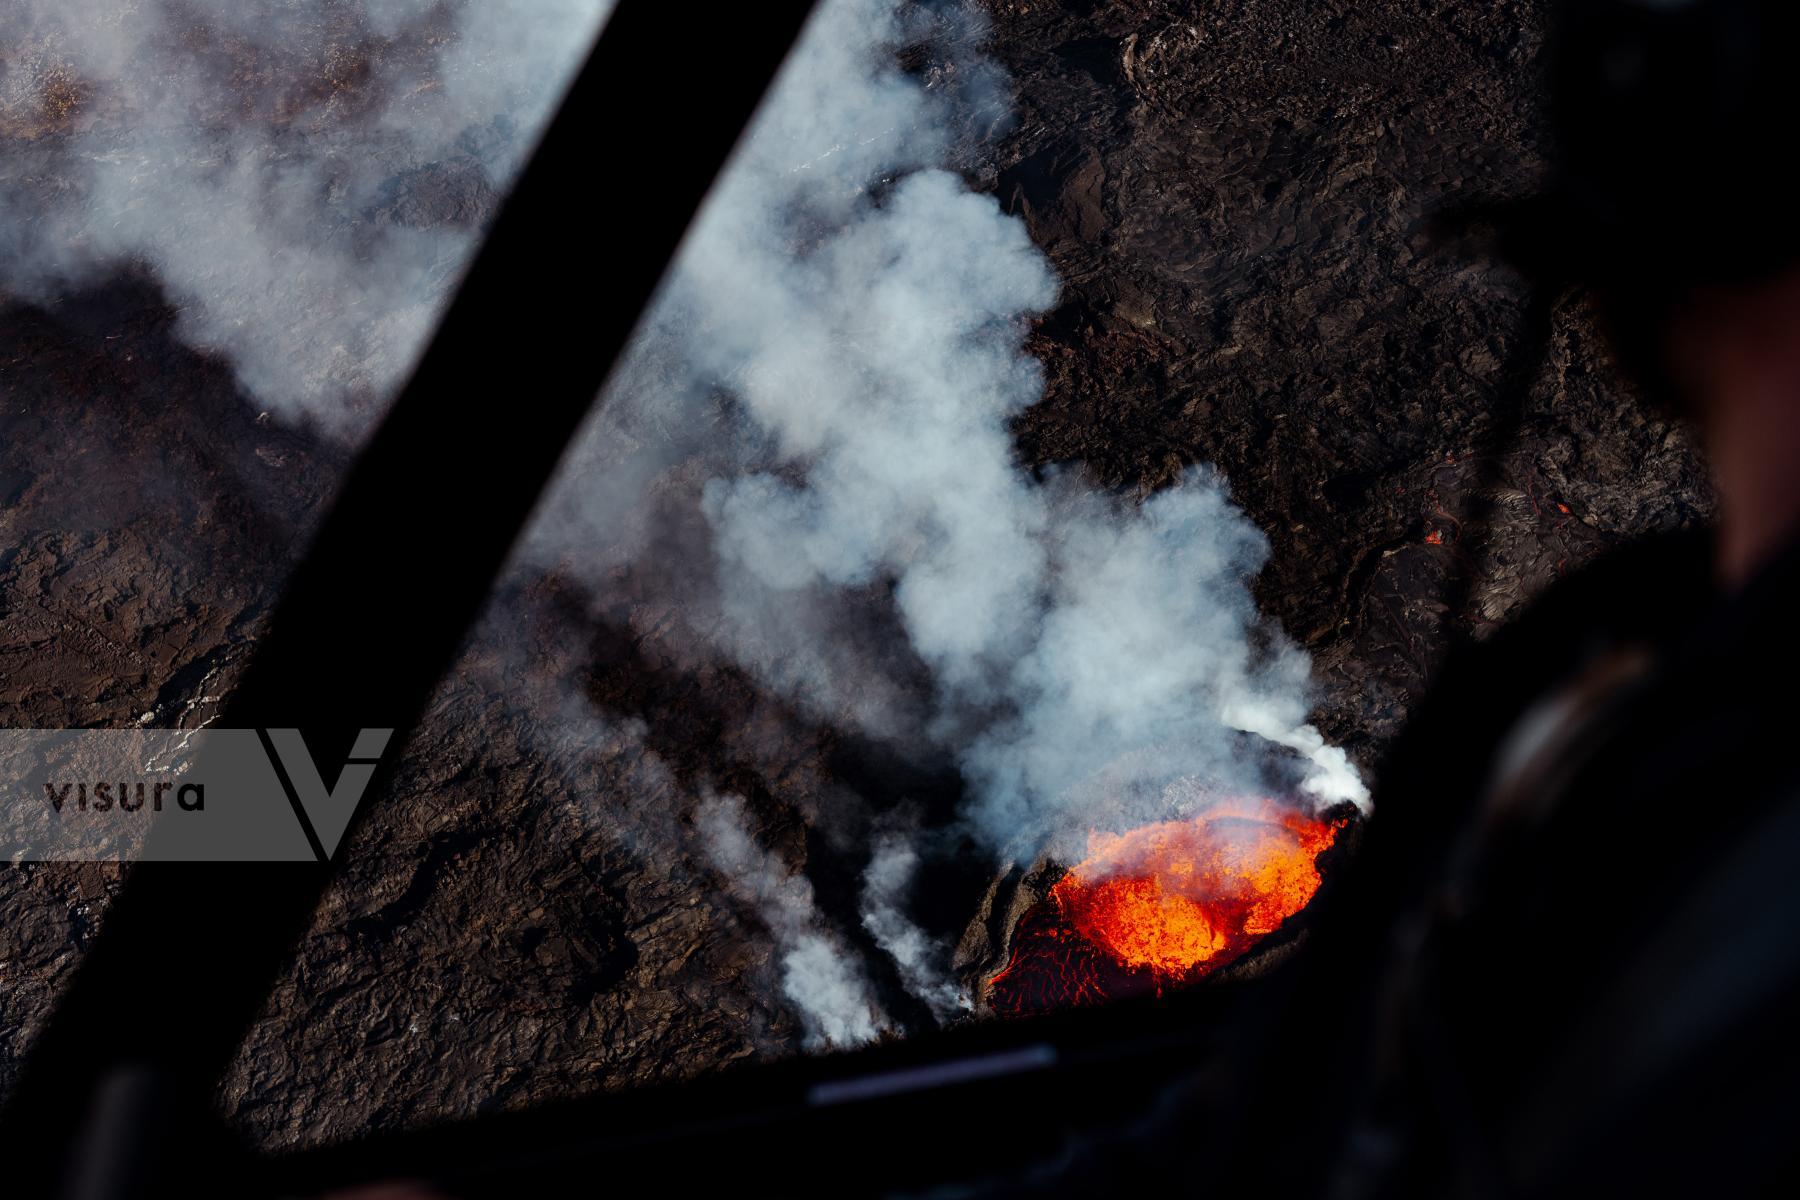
[264,729,393,859]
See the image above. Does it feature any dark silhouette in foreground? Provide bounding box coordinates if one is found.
[1162,2,1800,1194]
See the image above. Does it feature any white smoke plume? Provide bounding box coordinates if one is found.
[0,0,613,433]
[695,791,889,1049]
[952,476,1370,856]
[563,0,1368,1023]
[574,0,1369,848]
[860,831,968,1022]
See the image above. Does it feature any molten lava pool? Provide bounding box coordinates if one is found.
[988,799,1344,1015]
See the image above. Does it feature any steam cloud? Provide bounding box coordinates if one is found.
[0,0,614,432]
[696,792,889,1049]
[3,0,1368,1039]
[570,0,1367,1027]
[587,0,1368,842]
[861,831,968,1021]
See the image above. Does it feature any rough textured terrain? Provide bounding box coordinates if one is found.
[0,0,1710,1150]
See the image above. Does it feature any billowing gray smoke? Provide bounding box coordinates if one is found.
[2,0,1367,1048]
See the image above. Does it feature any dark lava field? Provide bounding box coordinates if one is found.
[0,0,1710,1149]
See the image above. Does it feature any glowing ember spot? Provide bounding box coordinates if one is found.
[988,799,1344,1015]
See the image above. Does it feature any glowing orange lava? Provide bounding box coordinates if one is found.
[1055,799,1340,976]
[988,799,1344,1015]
